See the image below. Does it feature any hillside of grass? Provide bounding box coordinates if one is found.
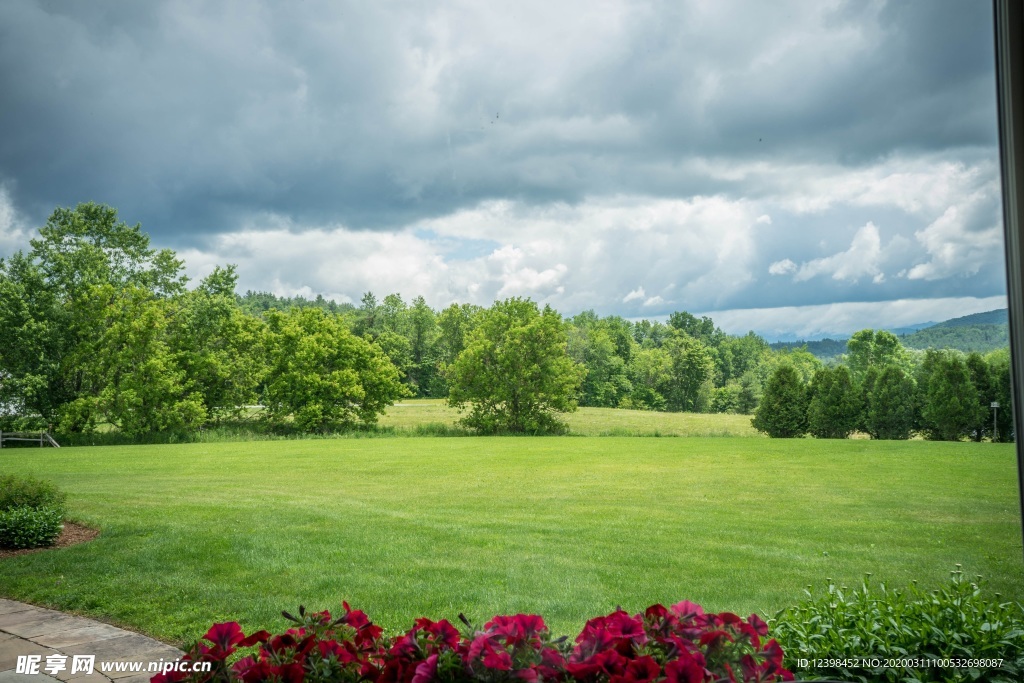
[0,438,1018,648]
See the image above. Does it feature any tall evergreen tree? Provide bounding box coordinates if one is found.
[865,366,916,440]
[752,365,808,438]
[807,365,859,439]
[920,353,981,441]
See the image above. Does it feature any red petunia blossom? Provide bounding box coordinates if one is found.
[482,646,513,671]
[698,629,735,648]
[664,656,709,683]
[203,622,246,655]
[484,614,548,646]
[670,601,705,621]
[608,655,661,683]
[411,654,438,683]
[415,618,461,651]
[232,656,276,683]
[566,648,630,680]
[746,614,768,637]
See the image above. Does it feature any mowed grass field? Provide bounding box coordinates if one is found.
[381,399,760,437]
[1,437,1020,648]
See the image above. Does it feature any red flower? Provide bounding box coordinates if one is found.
[232,656,276,683]
[664,656,709,683]
[203,622,246,657]
[746,614,768,637]
[411,654,438,683]
[567,649,630,680]
[484,614,548,647]
[669,601,705,622]
[414,618,461,651]
[483,646,513,671]
[698,629,734,649]
[609,656,660,683]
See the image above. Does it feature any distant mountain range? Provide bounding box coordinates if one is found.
[769,308,1009,359]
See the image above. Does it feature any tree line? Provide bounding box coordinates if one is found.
[753,329,1014,441]
[0,204,1013,440]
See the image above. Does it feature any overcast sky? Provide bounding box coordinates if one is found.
[0,0,1008,339]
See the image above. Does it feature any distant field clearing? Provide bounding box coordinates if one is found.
[380,399,762,437]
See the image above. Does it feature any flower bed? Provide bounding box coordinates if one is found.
[154,601,791,683]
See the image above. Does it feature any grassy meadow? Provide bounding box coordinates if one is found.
[381,399,761,437]
[0,436,1020,648]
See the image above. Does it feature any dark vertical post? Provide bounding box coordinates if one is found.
[994,0,1024,560]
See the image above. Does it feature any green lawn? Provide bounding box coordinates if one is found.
[381,399,761,437]
[0,438,1020,650]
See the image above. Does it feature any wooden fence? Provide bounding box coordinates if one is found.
[0,431,60,448]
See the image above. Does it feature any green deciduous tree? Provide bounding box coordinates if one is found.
[263,308,406,432]
[568,320,631,407]
[446,298,585,434]
[169,266,266,422]
[0,203,188,429]
[752,365,808,438]
[845,329,911,382]
[807,365,859,439]
[662,330,715,412]
[624,347,671,410]
[60,284,205,436]
[965,351,994,442]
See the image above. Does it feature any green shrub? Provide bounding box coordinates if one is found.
[771,568,1024,682]
[0,505,64,549]
[0,473,66,514]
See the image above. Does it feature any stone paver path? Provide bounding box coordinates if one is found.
[0,600,182,683]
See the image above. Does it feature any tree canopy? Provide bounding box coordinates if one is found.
[446,298,585,434]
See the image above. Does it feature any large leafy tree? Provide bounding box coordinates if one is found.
[845,329,911,381]
[60,284,205,436]
[625,346,672,411]
[446,298,585,434]
[0,203,186,428]
[661,330,715,412]
[169,266,267,422]
[404,296,440,396]
[806,365,859,439]
[964,351,995,442]
[567,317,631,408]
[752,365,808,438]
[263,307,406,432]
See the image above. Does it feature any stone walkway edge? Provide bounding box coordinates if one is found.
[0,598,182,683]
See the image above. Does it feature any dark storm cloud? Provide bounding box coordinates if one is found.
[0,0,997,242]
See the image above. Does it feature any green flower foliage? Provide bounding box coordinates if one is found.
[772,569,1024,683]
[446,298,586,434]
